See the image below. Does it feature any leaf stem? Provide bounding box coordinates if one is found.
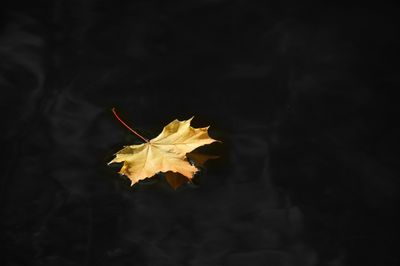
[111,108,149,143]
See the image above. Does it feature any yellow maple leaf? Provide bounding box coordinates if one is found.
[108,108,219,186]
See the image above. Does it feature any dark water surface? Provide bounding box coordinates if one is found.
[1,1,399,266]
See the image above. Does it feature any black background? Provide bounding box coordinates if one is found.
[1,1,399,265]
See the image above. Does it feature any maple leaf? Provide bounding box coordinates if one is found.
[108,108,219,187]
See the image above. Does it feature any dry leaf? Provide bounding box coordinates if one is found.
[109,117,218,186]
